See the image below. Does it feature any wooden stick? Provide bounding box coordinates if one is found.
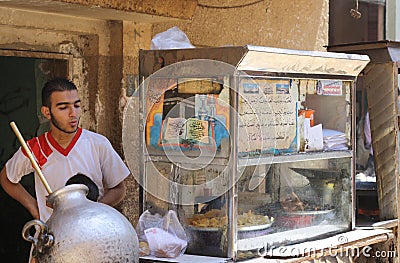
[10,122,52,194]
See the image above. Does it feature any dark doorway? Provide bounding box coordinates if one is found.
[329,0,385,46]
[0,54,68,262]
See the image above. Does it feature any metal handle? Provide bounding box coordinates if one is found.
[22,219,54,255]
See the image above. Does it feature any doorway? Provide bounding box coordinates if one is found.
[0,52,69,262]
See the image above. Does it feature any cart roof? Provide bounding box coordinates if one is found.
[139,45,370,78]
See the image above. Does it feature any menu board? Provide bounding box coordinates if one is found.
[238,78,297,154]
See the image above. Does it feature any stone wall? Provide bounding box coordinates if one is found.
[152,0,329,51]
[0,7,148,225]
[0,0,330,226]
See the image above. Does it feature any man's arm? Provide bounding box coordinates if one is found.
[0,166,39,219]
[98,180,126,207]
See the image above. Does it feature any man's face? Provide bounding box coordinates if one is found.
[42,90,81,134]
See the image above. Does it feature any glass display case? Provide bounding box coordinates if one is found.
[131,46,369,261]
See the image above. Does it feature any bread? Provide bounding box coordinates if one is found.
[139,241,150,256]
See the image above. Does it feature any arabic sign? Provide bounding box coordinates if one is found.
[238,78,297,154]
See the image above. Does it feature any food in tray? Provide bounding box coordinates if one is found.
[299,201,334,211]
[189,209,227,228]
[237,250,257,260]
[238,210,274,226]
[281,192,334,213]
[188,209,274,228]
[280,192,306,212]
[139,241,150,256]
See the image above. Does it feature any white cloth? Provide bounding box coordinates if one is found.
[364,111,373,155]
[6,128,130,222]
[322,128,348,151]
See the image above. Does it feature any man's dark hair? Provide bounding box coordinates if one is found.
[66,173,99,202]
[42,78,77,107]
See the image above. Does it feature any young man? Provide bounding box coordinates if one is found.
[0,77,131,224]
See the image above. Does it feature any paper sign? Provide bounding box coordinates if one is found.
[318,80,343,96]
[238,79,297,153]
[304,121,323,152]
[163,117,186,141]
[185,118,209,143]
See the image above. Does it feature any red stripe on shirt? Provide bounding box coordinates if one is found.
[21,134,52,167]
[38,133,52,157]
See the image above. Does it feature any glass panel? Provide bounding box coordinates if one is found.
[236,157,351,260]
[144,78,231,160]
[237,77,352,157]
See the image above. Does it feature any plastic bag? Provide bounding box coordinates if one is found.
[145,227,187,258]
[136,210,188,258]
[150,26,195,50]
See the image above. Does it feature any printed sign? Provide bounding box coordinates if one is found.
[163,117,186,141]
[185,118,209,143]
[317,80,343,96]
[238,78,297,154]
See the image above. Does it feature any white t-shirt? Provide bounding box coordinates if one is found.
[6,128,130,222]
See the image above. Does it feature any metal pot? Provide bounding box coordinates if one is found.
[22,184,139,263]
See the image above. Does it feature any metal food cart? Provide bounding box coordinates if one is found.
[122,45,395,262]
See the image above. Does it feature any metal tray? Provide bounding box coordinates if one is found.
[189,222,273,232]
[283,209,335,216]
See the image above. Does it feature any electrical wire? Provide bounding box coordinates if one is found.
[198,0,265,9]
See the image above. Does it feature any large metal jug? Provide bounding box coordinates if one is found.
[22,184,139,263]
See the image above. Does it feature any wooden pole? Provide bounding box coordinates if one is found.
[10,122,52,194]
